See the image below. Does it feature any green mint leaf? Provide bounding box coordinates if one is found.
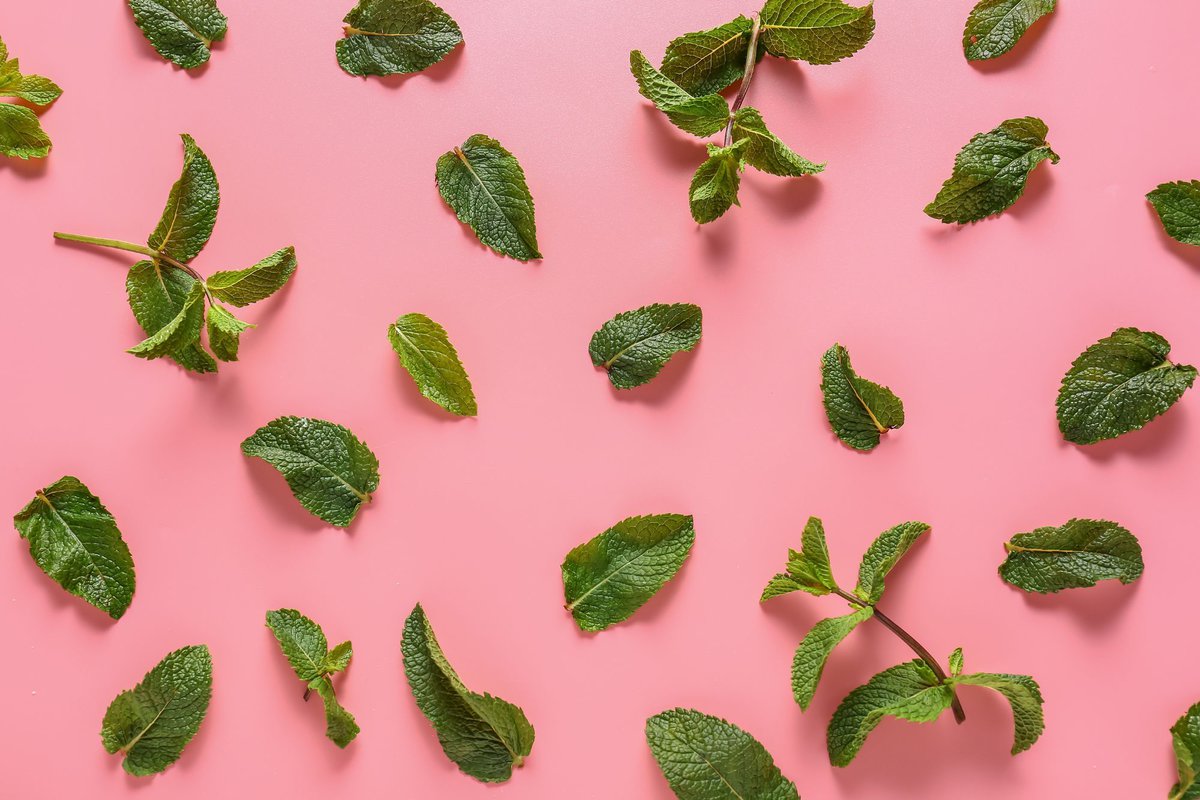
[12,476,136,620]
[127,280,205,359]
[732,107,824,177]
[126,261,218,373]
[827,659,953,766]
[402,604,535,783]
[127,0,228,69]
[337,0,463,77]
[924,116,1059,224]
[435,134,541,261]
[646,708,799,800]
[792,608,874,710]
[963,0,1055,61]
[265,609,359,748]
[148,133,219,264]
[953,671,1044,754]
[100,645,212,776]
[312,677,360,748]
[241,416,380,528]
[387,313,478,416]
[205,304,253,362]
[1171,703,1200,800]
[588,303,702,389]
[561,514,695,632]
[999,518,1144,593]
[629,51,730,138]
[854,521,930,604]
[1056,327,1197,445]
[0,103,51,159]
[689,141,746,224]
[820,343,905,451]
[0,38,63,105]
[1147,180,1200,246]
[760,516,839,600]
[948,647,964,677]
[325,641,353,674]
[205,246,297,307]
[759,0,876,65]
[660,16,758,97]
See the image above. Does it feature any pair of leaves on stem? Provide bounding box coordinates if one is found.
[999,518,1144,594]
[338,0,463,77]
[589,303,702,389]
[962,0,1056,62]
[127,0,228,69]
[820,343,904,451]
[266,609,358,748]
[0,36,62,159]
[1148,181,1200,247]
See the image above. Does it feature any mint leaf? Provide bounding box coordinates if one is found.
[1172,702,1200,800]
[205,304,253,362]
[126,261,218,373]
[12,476,136,620]
[562,514,695,632]
[325,641,353,674]
[402,604,535,783]
[337,0,463,77]
[760,516,839,600]
[689,141,746,224]
[963,0,1055,61]
[660,16,758,96]
[127,280,206,359]
[0,103,51,159]
[952,671,1044,754]
[0,37,63,105]
[999,518,1144,593]
[820,343,905,451]
[149,133,219,264]
[732,107,824,177]
[311,678,359,749]
[646,708,799,800]
[1056,327,1197,445]
[948,647,964,677]
[100,645,212,776]
[205,247,297,307]
[588,303,702,389]
[629,51,730,138]
[854,521,929,604]
[127,0,228,69]
[265,609,359,748]
[759,0,876,65]
[924,116,1059,223]
[1148,181,1200,246]
[792,608,874,709]
[387,313,478,416]
[241,416,380,528]
[436,134,541,261]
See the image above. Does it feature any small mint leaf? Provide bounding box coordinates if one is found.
[206,304,253,362]
[761,516,839,600]
[0,103,51,159]
[206,247,297,307]
[854,521,929,604]
[948,647,964,677]
[1148,180,1200,246]
[963,0,1055,61]
[1000,518,1144,593]
[732,107,824,177]
[1171,702,1200,800]
[792,608,874,710]
[689,141,746,224]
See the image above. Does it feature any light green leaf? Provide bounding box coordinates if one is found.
[1171,702,1200,800]
[731,107,824,177]
[562,514,695,632]
[325,641,353,674]
[1056,327,1196,445]
[387,313,477,416]
[266,609,359,748]
[148,134,219,263]
[0,103,51,159]
[206,247,297,307]
[313,677,360,749]
[924,116,1059,224]
[963,0,1055,61]
[100,645,212,776]
[205,304,253,362]
[126,260,218,373]
[854,521,930,604]
[127,0,228,69]
[588,303,702,389]
[402,604,534,783]
[660,16,758,96]
[127,281,206,359]
[820,343,904,451]
[435,134,541,261]
[953,671,1044,754]
[12,476,136,620]
[759,0,876,65]
[0,40,63,105]
[689,141,746,224]
[629,51,730,138]
[1148,181,1200,246]
[792,608,874,709]
[241,416,380,528]
[948,647,964,677]
[760,516,838,600]
[1000,518,1144,593]
[336,0,463,77]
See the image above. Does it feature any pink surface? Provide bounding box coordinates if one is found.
[2,1,1198,797]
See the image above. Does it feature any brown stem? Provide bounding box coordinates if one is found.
[722,15,762,147]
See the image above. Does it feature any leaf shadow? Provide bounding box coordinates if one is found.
[1005,162,1056,220]
[639,106,708,171]
[609,341,701,406]
[18,549,119,631]
[697,215,741,265]
[1146,202,1200,269]
[390,359,472,423]
[1016,576,1140,631]
[368,44,464,90]
[241,456,335,533]
[967,11,1057,73]
[1068,404,1189,462]
[0,152,50,178]
[746,175,824,220]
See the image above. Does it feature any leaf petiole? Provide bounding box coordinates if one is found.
[722,14,762,147]
[53,231,213,300]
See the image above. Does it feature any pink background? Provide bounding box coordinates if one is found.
[3,1,1198,797]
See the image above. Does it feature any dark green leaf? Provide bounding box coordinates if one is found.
[1171,702,1200,800]
[387,313,477,416]
[952,671,1044,754]
[759,0,876,65]
[792,608,873,709]
[760,516,839,600]
[689,141,746,224]
[963,0,1056,61]
[127,281,206,359]
[999,518,1143,593]
[205,247,297,307]
[126,260,218,373]
[820,343,904,451]
[148,134,219,264]
[660,16,757,96]
[205,304,253,362]
[337,0,463,77]
[629,50,730,138]
[588,303,702,389]
[854,521,929,604]
[732,107,824,177]
[0,103,50,159]
[127,0,227,69]
[1148,181,1200,246]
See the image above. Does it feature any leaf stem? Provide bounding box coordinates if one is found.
[722,14,762,148]
[53,232,212,299]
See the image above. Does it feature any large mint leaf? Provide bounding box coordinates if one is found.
[1056,327,1196,445]
[101,645,212,776]
[999,518,1144,593]
[402,604,534,783]
[241,417,380,528]
[952,671,1044,754]
[792,608,873,709]
[205,304,253,362]
[660,16,757,96]
[148,134,219,264]
[0,103,51,159]
[562,514,695,632]
[0,38,63,105]
[12,476,136,620]
[646,708,799,800]
[963,0,1056,61]
[387,313,477,416]
[732,107,824,177]
[924,116,1059,223]
[126,260,217,373]
[854,521,930,604]
[435,134,541,261]
[759,0,876,65]
[206,247,297,307]
[265,609,359,748]
[1148,181,1200,246]
[1172,702,1200,800]
[760,516,839,600]
[629,51,730,138]
[127,281,205,359]
[337,0,463,77]
[689,141,746,224]
[820,343,904,451]
[127,0,228,69]
[588,303,702,389]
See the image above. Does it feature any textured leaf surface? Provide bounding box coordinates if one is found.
[646,708,799,800]
[820,343,904,451]
[127,0,227,69]
[148,134,219,264]
[12,476,135,619]
[588,303,702,389]
[387,313,477,416]
[855,521,930,604]
[760,0,876,65]
[205,304,252,362]
[101,645,212,776]
[689,142,745,224]
[1148,181,1200,246]
[0,103,50,159]
[924,116,1059,223]
[206,247,297,307]
[732,107,824,177]
[760,516,838,600]
[629,51,730,138]
[126,261,217,373]
[1172,703,1200,800]
[999,518,1144,593]
[127,281,205,359]
[660,16,756,96]
[963,0,1055,61]
[562,514,695,632]
[241,417,380,527]
[436,134,541,261]
[953,672,1044,754]
[266,609,359,748]
[1056,327,1196,445]
[337,0,463,77]
[312,677,360,748]
[0,39,63,105]
[792,608,874,709]
[402,604,534,783]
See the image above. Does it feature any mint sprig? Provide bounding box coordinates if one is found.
[0,35,61,159]
[265,609,360,748]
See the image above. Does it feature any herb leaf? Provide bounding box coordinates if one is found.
[952,672,1044,754]
[588,303,702,389]
[854,521,929,604]
[100,645,212,776]
[999,518,1144,593]
[792,608,874,710]
[436,134,541,261]
[402,604,534,783]
[963,0,1055,61]
[265,609,359,748]
[0,103,51,159]
[241,416,380,528]
[149,134,219,263]
[660,16,757,96]
[205,304,253,362]
[1148,181,1200,246]
[1172,702,1200,800]
[1056,327,1197,445]
[337,0,463,77]
[924,116,1059,223]
[0,37,63,105]
[690,141,746,224]
[759,0,876,65]
[205,247,297,307]
[126,261,218,373]
[127,0,228,69]
[562,514,695,632]
[387,313,477,416]
[629,51,730,138]
[760,516,839,600]
[646,708,800,800]
[732,107,824,177]
[12,476,136,620]
[820,343,904,451]
[127,280,206,359]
